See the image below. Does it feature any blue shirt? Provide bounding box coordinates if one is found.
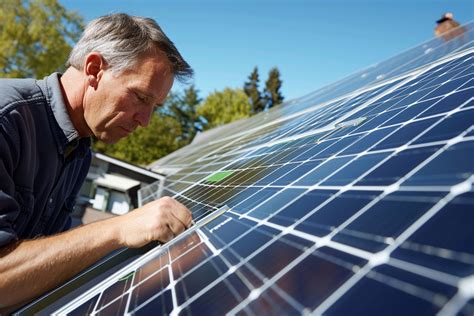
[0,73,91,247]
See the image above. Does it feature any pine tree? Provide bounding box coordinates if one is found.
[243,66,264,114]
[263,67,284,110]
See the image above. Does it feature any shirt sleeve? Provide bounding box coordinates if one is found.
[0,191,20,247]
[0,129,20,247]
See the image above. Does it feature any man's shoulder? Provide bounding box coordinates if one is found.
[0,77,45,116]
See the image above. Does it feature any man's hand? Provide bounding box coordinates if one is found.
[0,196,192,309]
[116,196,193,248]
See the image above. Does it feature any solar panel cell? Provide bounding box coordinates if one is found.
[268,189,337,226]
[355,145,442,186]
[296,190,380,237]
[332,191,446,252]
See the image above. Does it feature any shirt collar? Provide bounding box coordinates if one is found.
[41,73,90,156]
[44,72,79,143]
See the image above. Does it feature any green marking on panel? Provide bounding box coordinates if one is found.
[206,171,233,183]
[118,271,136,282]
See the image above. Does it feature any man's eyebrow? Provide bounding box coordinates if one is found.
[133,88,159,103]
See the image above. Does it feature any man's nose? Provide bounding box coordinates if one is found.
[134,108,153,127]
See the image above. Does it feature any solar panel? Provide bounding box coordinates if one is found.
[17,23,474,315]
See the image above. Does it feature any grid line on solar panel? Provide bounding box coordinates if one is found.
[163,77,470,196]
[52,180,474,314]
[166,106,470,200]
[170,48,474,314]
[28,25,474,316]
[157,50,472,170]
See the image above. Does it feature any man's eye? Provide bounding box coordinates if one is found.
[135,93,146,103]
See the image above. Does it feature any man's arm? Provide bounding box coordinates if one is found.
[0,196,192,309]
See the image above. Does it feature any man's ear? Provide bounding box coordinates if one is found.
[84,52,105,88]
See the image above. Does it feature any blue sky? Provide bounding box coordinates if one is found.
[61,0,474,101]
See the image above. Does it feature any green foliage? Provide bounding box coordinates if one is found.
[197,88,251,130]
[263,67,284,109]
[161,85,205,143]
[0,0,83,78]
[244,66,264,114]
[92,113,184,166]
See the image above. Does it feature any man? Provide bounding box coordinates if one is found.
[0,13,193,309]
[434,12,465,41]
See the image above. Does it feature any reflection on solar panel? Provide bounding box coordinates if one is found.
[20,24,474,315]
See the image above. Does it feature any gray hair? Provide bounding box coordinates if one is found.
[67,13,193,82]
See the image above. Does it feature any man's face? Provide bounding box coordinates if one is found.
[83,52,174,144]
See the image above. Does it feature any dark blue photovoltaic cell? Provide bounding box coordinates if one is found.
[381,98,442,126]
[183,273,250,315]
[97,276,132,308]
[243,288,300,315]
[226,227,274,260]
[172,243,212,279]
[413,108,474,144]
[251,166,280,185]
[393,87,434,108]
[332,191,445,252]
[375,264,458,297]
[355,145,442,186]
[176,256,228,304]
[226,187,260,207]
[320,152,390,185]
[325,265,457,316]
[313,135,363,158]
[296,190,381,237]
[97,295,128,315]
[352,109,404,133]
[247,239,304,279]
[293,139,337,161]
[272,161,322,185]
[232,188,280,214]
[135,290,173,315]
[420,76,472,100]
[130,266,170,308]
[402,140,474,186]
[392,192,474,277]
[248,188,305,219]
[341,126,398,154]
[418,87,473,117]
[268,189,337,226]
[133,253,169,285]
[422,67,471,89]
[295,156,353,185]
[207,218,250,244]
[371,118,438,150]
[275,248,362,310]
[280,233,314,249]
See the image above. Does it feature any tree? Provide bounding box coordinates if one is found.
[244,66,264,114]
[92,113,184,166]
[0,0,83,78]
[263,67,284,110]
[161,85,205,144]
[197,88,251,130]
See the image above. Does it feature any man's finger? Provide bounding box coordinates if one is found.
[167,215,186,237]
[158,225,175,243]
[169,200,193,228]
